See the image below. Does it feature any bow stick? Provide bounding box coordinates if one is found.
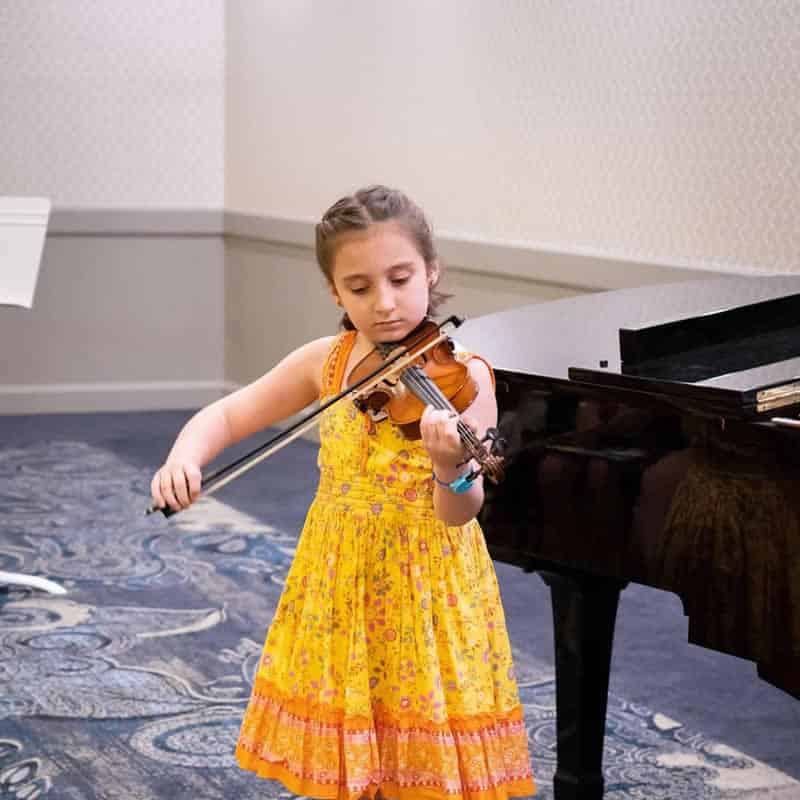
[146,316,463,517]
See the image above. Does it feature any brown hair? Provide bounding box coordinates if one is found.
[315,184,450,330]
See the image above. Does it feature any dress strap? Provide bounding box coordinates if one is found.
[320,330,359,397]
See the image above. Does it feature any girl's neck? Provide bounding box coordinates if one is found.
[351,330,404,359]
[351,331,375,357]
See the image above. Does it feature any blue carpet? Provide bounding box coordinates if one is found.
[1,422,798,799]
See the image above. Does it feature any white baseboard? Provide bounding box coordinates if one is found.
[0,381,239,415]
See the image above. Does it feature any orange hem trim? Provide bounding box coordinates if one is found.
[236,747,536,800]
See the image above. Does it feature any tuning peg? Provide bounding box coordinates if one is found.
[483,427,507,455]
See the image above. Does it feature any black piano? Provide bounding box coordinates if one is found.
[456,274,800,800]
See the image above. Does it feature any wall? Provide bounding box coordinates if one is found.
[0,0,224,207]
[0,228,227,413]
[0,2,226,413]
[226,0,799,276]
[220,213,713,386]
[3,2,797,413]
[223,232,583,386]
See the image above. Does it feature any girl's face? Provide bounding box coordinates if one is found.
[329,222,437,345]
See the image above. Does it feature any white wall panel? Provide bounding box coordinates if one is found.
[226,1,800,275]
[0,235,226,413]
[0,1,224,207]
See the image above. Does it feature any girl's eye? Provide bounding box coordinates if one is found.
[351,287,368,295]
[391,276,410,286]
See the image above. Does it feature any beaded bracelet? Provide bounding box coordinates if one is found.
[432,469,478,494]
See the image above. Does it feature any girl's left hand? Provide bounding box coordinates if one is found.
[420,405,477,475]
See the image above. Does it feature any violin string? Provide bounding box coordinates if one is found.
[403,368,482,449]
[401,367,485,454]
[399,366,501,478]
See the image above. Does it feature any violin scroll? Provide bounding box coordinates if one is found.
[458,425,506,484]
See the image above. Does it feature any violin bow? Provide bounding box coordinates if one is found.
[146,317,462,517]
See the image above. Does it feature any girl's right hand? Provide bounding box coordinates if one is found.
[150,461,202,512]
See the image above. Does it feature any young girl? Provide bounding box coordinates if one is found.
[150,185,536,800]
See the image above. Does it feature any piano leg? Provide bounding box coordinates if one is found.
[539,570,628,800]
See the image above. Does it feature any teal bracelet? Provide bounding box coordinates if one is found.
[432,470,477,494]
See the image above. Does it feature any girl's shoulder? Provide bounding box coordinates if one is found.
[298,335,339,394]
[303,334,338,360]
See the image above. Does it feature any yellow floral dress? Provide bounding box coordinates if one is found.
[236,331,535,800]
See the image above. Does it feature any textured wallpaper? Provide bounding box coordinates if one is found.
[226,1,800,274]
[3,2,798,274]
[0,1,224,208]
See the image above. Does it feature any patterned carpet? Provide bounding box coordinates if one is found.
[1,440,798,799]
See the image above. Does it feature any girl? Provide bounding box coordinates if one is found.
[150,185,536,800]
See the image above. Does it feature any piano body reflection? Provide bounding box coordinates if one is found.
[456,275,800,800]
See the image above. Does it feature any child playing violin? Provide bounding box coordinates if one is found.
[150,185,535,800]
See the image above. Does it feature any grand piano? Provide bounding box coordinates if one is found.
[456,274,800,800]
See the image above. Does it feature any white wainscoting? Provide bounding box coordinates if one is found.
[0,209,726,414]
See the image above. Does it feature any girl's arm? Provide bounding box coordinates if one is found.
[151,336,334,512]
[420,358,498,526]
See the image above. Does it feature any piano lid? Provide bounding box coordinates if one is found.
[455,274,800,417]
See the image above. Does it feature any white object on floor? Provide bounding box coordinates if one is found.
[0,570,67,595]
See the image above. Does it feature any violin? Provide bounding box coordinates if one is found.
[147,316,504,517]
[348,317,505,483]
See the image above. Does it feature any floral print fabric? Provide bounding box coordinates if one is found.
[236,332,535,800]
